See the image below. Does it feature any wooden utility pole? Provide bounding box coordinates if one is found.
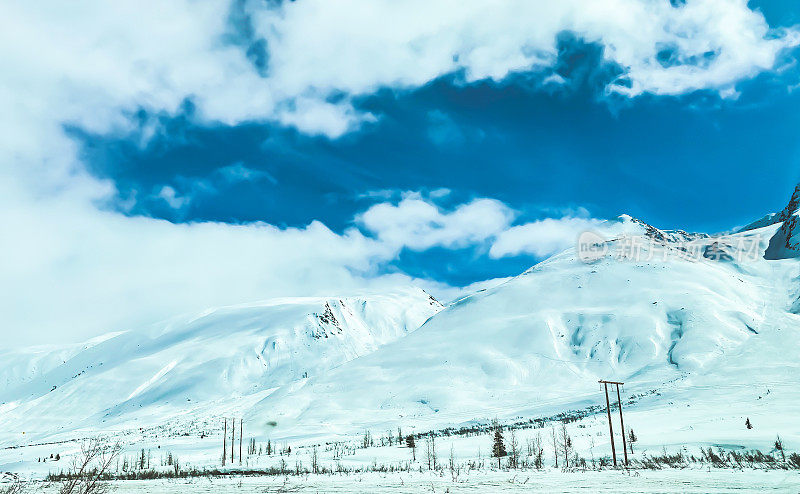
[222,418,227,467]
[601,381,617,466]
[599,380,628,467]
[231,417,235,464]
[239,419,243,465]
[616,384,628,466]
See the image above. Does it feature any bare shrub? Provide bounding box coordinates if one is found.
[59,439,122,494]
[0,478,27,494]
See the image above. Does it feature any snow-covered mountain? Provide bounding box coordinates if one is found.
[240,188,800,450]
[254,216,797,434]
[4,187,800,475]
[0,288,442,444]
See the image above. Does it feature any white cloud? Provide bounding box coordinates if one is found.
[428,188,452,199]
[0,0,791,149]
[0,1,792,159]
[358,194,515,251]
[276,96,377,138]
[490,216,606,258]
[0,181,596,348]
[0,184,415,347]
[0,0,794,347]
[254,0,798,108]
[357,194,610,262]
[157,185,192,210]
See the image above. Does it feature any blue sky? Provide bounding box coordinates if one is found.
[3,0,800,345]
[72,7,800,287]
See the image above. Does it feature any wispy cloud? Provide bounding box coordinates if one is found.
[490,217,606,259]
[156,185,192,210]
[217,162,278,185]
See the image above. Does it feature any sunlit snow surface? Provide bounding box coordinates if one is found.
[17,470,800,493]
[0,288,443,474]
[2,219,800,482]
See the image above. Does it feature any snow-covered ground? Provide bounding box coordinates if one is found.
[3,190,800,489]
[0,288,444,476]
[15,469,800,493]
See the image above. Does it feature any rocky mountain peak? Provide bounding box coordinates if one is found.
[765,183,800,260]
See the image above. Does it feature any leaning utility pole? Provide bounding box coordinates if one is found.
[599,380,628,466]
[615,384,628,466]
[600,380,617,466]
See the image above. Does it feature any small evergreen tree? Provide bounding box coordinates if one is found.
[406,435,416,461]
[775,435,786,462]
[628,428,638,454]
[492,428,507,468]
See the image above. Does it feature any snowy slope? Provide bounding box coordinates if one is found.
[254,218,799,440]
[0,288,442,445]
[5,189,800,476]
